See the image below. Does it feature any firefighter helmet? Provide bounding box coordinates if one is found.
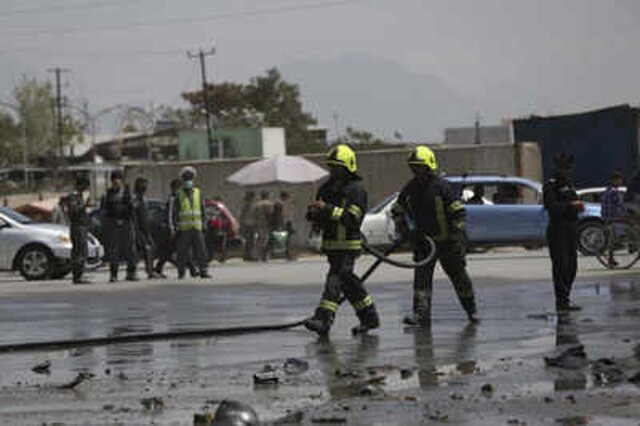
[407,145,438,170]
[180,166,197,180]
[326,144,357,173]
[212,400,259,426]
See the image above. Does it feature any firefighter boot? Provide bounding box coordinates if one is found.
[351,305,380,336]
[461,297,479,324]
[403,303,431,326]
[304,308,334,336]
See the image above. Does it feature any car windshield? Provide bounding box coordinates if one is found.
[0,207,33,224]
[369,192,398,214]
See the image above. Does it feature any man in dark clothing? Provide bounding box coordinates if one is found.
[67,175,91,284]
[543,153,584,313]
[132,177,159,279]
[392,146,478,325]
[304,144,380,337]
[240,191,258,261]
[171,166,210,279]
[101,170,138,282]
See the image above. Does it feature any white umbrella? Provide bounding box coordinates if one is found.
[226,155,328,187]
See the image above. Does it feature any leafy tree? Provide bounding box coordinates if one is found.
[0,112,21,167]
[181,68,324,154]
[334,126,395,151]
[11,76,84,166]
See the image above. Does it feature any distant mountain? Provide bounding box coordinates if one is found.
[281,53,476,142]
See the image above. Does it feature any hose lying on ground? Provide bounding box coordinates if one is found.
[0,236,436,354]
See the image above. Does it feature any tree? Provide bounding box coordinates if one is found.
[334,126,393,151]
[11,76,83,166]
[0,112,20,167]
[181,68,325,154]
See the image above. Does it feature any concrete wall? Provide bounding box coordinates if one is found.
[124,143,539,247]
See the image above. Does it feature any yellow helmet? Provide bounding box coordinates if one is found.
[326,144,357,173]
[407,145,438,170]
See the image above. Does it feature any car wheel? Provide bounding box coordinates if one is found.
[16,245,54,281]
[577,221,606,256]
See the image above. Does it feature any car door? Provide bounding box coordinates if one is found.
[490,182,546,243]
[462,183,515,244]
[0,217,9,268]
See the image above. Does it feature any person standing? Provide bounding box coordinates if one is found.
[392,146,478,326]
[254,191,274,262]
[171,166,210,279]
[601,171,626,267]
[67,174,91,285]
[239,191,257,261]
[304,144,380,337]
[277,191,296,260]
[543,153,584,313]
[101,170,138,282]
[132,177,159,279]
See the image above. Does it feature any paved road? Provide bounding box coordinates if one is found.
[0,250,638,425]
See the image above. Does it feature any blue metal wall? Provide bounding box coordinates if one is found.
[513,105,639,188]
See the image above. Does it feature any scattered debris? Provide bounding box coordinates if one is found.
[506,419,525,425]
[628,371,640,384]
[31,360,51,375]
[592,358,626,386]
[311,416,346,424]
[481,383,494,396]
[456,360,476,375]
[193,410,213,426]
[565,395,577,404]
[213,401,259,425]
[253,370,279,386]
[102,404,114,411]
[428,411,449,422]
[284,358,309,375]
[450,392,464,401]
[544,345,587,370]
[140,396,164,411]
[544,396,554,403]
[117,372,128,381]
[555,415,590,425]
[400,368,413,379]
[274,410,305,424]
[57,372,93,390]
[104,368,111,376]
[334,369,361,379]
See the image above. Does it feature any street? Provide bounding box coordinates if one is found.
[0,250,639,425]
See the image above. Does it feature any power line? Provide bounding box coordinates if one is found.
[0,46,188,57]
[0,0,362,37]
[0,0,141,18]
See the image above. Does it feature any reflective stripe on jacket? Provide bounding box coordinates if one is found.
[178,188,203,231]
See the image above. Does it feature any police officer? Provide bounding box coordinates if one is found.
[392,146,478,325]
[67,174,91,285]
[171,166,210,279]
[543,153,584,313]
[101,170,138,282]
[304,144,380,336]
[132,177,159,279]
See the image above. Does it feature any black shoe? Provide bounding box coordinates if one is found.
[155,272,167,279]
[403,312,430,327]
[109,275,117,283]
[352,305,380,335]
[467,312,480,324]
[200,272,212,279]
[125,274,139,282]
[73,278,91,285]
[557,303,582,313]
[148,272,161,279]
[189,269,198,278]
[304,317,331,336]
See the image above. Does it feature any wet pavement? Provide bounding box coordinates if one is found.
[0,251,639,425]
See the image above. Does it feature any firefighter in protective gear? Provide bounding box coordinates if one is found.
[392,145,478,325]
[543,153,584,313]
[304,144,380,336]
[67,174,91,284]
[171,166,211,279]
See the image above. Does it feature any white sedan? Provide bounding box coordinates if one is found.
[0,207,103,280]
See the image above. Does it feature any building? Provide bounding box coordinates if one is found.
[444,124,512,146]
[178,127,286,161]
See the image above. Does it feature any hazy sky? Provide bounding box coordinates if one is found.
[1,0,639,139]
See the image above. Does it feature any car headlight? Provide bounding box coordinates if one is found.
[58,234,71,244]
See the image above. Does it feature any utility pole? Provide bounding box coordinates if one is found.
[47,67,70,167]
[187,47,216,157]
[474,112,481,145]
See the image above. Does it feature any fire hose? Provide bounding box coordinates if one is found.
[0,234,436,354]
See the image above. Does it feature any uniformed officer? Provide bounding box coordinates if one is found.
[392,146,478,325]
[101,170,138,282]
[543,153,584,313]
[132,177,159,279]
[304,144,380,336]
[67,174,91,285]
[171,166,210,279]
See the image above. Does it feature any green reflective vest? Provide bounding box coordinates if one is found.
[178,188,203,231]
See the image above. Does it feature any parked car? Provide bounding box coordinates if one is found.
[90,198,242,263]
[361,175,606,255]
[576,186,626,204]
[0,207,103,280]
